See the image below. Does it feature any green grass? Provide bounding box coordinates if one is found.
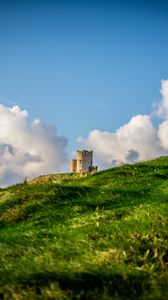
[0,157,168,299]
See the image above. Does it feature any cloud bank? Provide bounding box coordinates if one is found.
[0,105,68,186]
[80,79,168,169]
[1,80,168,186]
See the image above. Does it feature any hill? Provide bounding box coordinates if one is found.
[0,157,168,300]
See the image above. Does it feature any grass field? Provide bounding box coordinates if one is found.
[0,157,168,299]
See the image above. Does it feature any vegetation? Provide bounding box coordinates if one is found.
[0,157,168,299]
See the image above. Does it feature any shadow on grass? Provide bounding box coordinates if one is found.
[0,185,96,226]
[2,271,152,300]
[1,180,168,228]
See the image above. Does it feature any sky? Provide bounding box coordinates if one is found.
[0,0,168,185]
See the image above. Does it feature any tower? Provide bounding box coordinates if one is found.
[76,150,93,173]
[70,150,97,173]
[70,159,77,173]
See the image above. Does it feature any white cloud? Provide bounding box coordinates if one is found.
[1,80,168,186]
[0,105,68,186]
[158,120,168,150]
[81,80,168,169]
[154,79,168,118]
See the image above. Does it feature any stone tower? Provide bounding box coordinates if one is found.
[70,150,97,173]
[76,150,93,173]
[70,159,77,173]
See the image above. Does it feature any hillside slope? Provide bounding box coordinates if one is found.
[0,157,168,299]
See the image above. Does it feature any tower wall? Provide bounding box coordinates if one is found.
[70,159,77,173]
[76,150,93,173]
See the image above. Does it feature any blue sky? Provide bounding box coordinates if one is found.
[0,0,168,156]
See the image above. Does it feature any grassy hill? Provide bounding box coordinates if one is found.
[0,157,168,300]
